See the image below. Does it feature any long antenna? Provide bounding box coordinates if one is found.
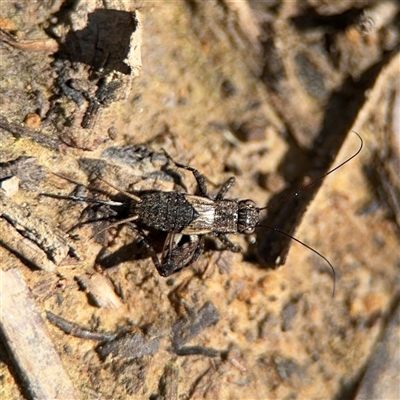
[40,193,124,207]
[259,224,336,297]
[256,132,363,297]
[258,131,363,212]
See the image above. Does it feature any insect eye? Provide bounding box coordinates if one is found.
[241,199,256,207]
[243,226,255,234]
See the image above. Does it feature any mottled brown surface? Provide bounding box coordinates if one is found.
[1,1,399,399]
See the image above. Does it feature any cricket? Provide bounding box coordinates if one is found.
[43,132,363,296]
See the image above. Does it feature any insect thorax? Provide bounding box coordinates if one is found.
[213,200,240,234]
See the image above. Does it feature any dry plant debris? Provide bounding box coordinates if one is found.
[0,1,399,399]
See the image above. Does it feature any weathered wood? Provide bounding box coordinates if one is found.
[1,1,399,398]
[0,192,74,266]
[0,268,78,400]
[0,219,57,271]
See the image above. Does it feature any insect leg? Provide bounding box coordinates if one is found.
[126,224,203,277]
[40,193,124,207]
[160,234,204,277]
[90,215,139,239]
[125,223,164,272]
[161,150,209,197]
[215,177,235,200]
[215,233,241,253]
[95,176,141,202]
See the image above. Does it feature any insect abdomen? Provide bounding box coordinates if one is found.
[133,192,198,233]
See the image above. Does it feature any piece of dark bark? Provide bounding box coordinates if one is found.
[171,301,220,348]
[0,116,62,150]
[46,311,117,342]
[96,330,160,361]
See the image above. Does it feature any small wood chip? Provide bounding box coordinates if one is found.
[76,273,124,309]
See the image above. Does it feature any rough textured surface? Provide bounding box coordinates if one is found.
[0,268,78,400]
[0,1,399,399]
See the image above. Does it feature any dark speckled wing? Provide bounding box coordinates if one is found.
[133,191,199,233]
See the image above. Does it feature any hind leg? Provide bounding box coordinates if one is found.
[162,150,210,197]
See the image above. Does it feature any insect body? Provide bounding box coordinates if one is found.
[120,154,260,277]
[132,193,258,236]
[44,133,363,295]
